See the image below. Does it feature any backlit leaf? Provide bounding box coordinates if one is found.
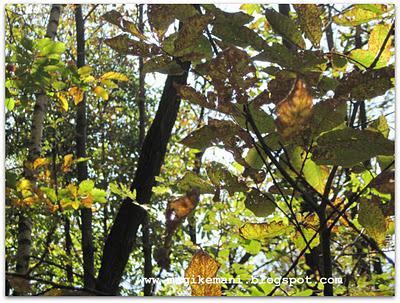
[313,128,394,167]
[350,24,393,69]
[358,198,387,244]
[100,71,129,82]
[333,5,387,26]
[174,14,214,52]
[239,221,291,240]
[294,4,323,47]
[265,8,305,49]
[178,172,214,194]
[185,251,221,296]
[244,190,276,217]
[276,78,313,140]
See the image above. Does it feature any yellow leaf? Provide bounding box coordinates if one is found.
[33,157,49,170]
[17,179,32,191]
[68,86,84,105]
[93,86,109,100]
[81,194,94,208]
[62,154,74,172]
[100,71,129,82]
[78,65,92,76]
[67,183,78,198]
[72,199,80,210]
[185,251,221,296]
[276,78,313,140]
[56,92,68,111]
[239,221,291,240]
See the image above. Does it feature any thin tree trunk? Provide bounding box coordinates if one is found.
[75,4,95,289]
[16,4,61,280]
[137,4,146,148]
[96,61,190,294]
[64,216,74,283]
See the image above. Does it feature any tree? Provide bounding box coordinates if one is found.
[5,4,395,297]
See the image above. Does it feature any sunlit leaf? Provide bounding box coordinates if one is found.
[33,157,49,170]
[62,154,74,172]
[68,86,84,105]
[56,92,68,111]
[100,71,129,82]
[93,86,109,100]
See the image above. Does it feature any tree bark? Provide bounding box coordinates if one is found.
[74,4,95,289]
[96,62,190,294]
[16,4,61,279]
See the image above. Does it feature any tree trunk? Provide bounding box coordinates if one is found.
[96,62,190,295]
[16,4,61,280]
[74,4,95,289]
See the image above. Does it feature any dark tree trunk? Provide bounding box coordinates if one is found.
[75,4,95,289]
[96,62,190,295]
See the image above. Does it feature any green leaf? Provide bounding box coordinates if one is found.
[174,14,214,53]
[310,99,347,137]
[212,21,266,51]
[178,172,214,194]
[313,128,394,167]
[92,188,107,203]
[333,5,388,26]
[180,119,244,150]
[244,190,276,217]
[265,8,305,49]
[235,103,275,134]
[142,56,184,75]
[6,171,18,188]
[78,180,95,196]
[5,98,15,111]
[336,66,394,101]
[243,240,262,255]
[358,198,387,244]
[290,146,329,194]
[105,34,159,57]
[294,4,323,47]
[244,147,265,170]
[239,221,291,240]
[36,38,66,56]
[148,5,198,38]
[203,5,253,26]
[101,10,123,27]
[163,34,212,61]
[367,115,389,138]
[206,162,247,195]
[292,227,320,251]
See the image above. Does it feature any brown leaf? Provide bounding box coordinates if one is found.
[276,78,313,140]
[185,251,221,296]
